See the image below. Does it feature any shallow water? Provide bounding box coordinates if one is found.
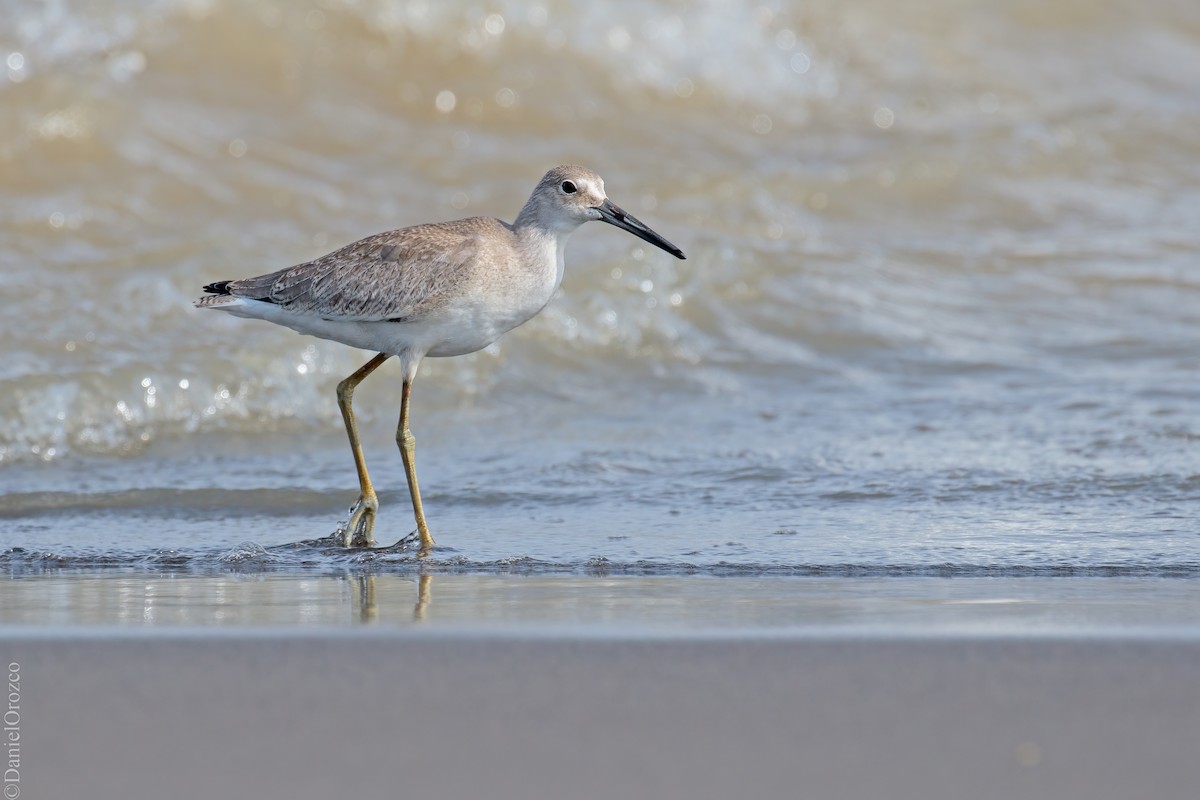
[2,1,1199,585]
[3,573,1198,636]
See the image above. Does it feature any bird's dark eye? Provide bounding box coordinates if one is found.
[560,180,577,194]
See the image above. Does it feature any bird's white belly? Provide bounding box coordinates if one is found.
[423,290,551,357]
[422,263,559,357]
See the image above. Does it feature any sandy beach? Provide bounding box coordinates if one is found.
[8,630,1199,800]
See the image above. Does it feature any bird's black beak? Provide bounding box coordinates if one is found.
[595,198,686,260]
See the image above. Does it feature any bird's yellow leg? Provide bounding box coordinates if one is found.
[336,352,390,547]
[396,378,436,554]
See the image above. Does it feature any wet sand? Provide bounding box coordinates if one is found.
[9,630,1199,800]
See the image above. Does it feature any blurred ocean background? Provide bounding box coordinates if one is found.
[2,0,1199,580]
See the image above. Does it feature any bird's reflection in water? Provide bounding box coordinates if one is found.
[348,573,431,623]
[351,574,377,623]
[413,574,431,622]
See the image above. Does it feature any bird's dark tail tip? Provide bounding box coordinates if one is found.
[202,280,232,295]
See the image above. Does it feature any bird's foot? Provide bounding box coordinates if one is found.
[337,494,378,547]
[386,529,436,558]
[393,530,420,548]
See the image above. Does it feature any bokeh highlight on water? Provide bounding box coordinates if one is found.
[1,0,1199,575]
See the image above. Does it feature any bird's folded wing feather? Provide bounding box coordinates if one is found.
[225,226,482,323]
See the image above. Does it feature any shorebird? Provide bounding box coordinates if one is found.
[196,165,686,552]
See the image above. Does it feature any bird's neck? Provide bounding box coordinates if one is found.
[512,201,541,231]
[513,197,581,236]
[514,224,570,291]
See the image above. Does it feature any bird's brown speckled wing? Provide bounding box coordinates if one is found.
[222,220,493,322]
